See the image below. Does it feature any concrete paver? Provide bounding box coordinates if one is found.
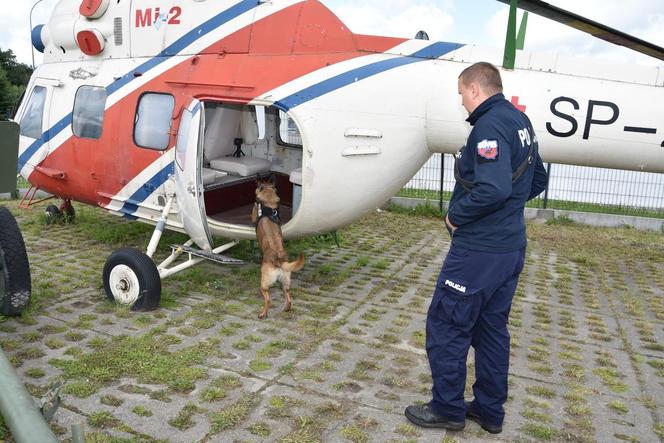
[0,201,663,442]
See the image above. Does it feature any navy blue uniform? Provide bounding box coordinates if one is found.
[447,93,548,251]
[426,93,548,427]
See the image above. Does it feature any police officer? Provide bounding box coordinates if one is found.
[405,62,548,433]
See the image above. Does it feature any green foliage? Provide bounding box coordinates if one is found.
[209,395,256,433]
[522,423,557,440]
[0,48,32,119]
[387,201,442,218]
[546,215,576,226]
[0,49,33,85]
[50,332,212,394]
[131,405,153,417]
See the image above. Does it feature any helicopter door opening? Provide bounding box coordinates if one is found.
[174,99,213,250]
[200,102,303,228]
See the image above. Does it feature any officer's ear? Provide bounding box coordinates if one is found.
[469,81,480,99]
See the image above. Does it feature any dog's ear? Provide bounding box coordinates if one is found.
[269,173,277,186]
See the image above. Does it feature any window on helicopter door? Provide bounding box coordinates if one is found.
[72,86,107,139]
[19,86,47,139]
[133,92,175,151]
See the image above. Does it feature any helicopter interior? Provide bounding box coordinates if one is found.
[200,102,303,227]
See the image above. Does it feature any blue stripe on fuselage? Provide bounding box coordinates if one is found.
[118,162,175,216]
[18,0,260,171]
[275,41,463,111]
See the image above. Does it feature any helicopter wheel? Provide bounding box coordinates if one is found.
[44,204,61,225]
[61,200,75,222]
[103,248,161,311]
[0,207,32,316]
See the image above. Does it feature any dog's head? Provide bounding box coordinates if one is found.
[255,174,280,206]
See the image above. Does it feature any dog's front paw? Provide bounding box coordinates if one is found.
[284,302,292,312]
[258,310,268,319]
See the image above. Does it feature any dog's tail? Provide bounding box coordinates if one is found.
[282,252,305,272]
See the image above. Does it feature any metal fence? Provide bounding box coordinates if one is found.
[401,154,664,218]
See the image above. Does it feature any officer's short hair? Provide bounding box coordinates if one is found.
[459,62,503,95]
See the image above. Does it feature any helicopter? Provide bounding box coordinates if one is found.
[11,0,664,311]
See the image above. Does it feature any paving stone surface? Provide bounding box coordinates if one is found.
[1,201,663,443]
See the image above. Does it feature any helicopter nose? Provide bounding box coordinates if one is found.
[31,25,45,53]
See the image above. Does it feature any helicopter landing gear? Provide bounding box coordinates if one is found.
[61,199,76,222]
[102,195,242,311]
[0,207,32,316]
[44,200,75,225]
[44,204,61,225]
[103,248,161,311]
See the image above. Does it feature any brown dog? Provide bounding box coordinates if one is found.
[251,176,305,319]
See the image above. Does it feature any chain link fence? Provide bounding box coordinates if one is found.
[401,154,664,218]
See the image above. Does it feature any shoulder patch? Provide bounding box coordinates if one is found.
[477,139,499,161]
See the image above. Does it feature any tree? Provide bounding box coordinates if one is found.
[0,49,33,86]
[0,49,32,119]
[0,65,14,119]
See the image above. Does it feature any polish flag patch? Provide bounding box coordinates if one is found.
[477,139,499,160]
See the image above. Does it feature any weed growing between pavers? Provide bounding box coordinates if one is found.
[50,332,214,394]
[209,394,258,434]
[131,405,153,417]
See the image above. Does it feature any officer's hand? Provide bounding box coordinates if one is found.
[445,214,457,236]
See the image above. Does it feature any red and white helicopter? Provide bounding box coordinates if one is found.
[11,0,664,311]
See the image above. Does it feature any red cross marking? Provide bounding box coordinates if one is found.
[511,96,526,112]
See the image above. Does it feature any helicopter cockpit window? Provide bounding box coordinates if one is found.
[19,86,46,139]
[72,86,107,139]
[277,110,302,148]
[133,92,175,151]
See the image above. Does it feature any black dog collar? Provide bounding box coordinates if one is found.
[256,201,281,225]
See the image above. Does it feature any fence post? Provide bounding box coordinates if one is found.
[543,163,552,209]
[439,154,445,214]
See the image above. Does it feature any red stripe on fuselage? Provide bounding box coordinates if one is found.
[30,0,405,208]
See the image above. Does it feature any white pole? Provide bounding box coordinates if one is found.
[29,0,44,69]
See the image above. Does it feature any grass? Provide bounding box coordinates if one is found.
[396,188,664,219]
[339,424,369,443]
[654,423,664,440]
[608,400,629,415]
[25,367,45,378]
[49,331,212,394]
[100,395,123,407]
[248,422,271,437]
[131,406,153,417]
[63,380,97,398]
[209,395,256,433]
[87,411,119,429]
[168,403,203,430]
[522,423,557,440]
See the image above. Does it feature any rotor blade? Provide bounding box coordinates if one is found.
[496,0,664,62]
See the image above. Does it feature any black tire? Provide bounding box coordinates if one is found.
[62,203,75,222]
[0,207,31,316]
[103,248,161,311]
[45,204,61,225]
